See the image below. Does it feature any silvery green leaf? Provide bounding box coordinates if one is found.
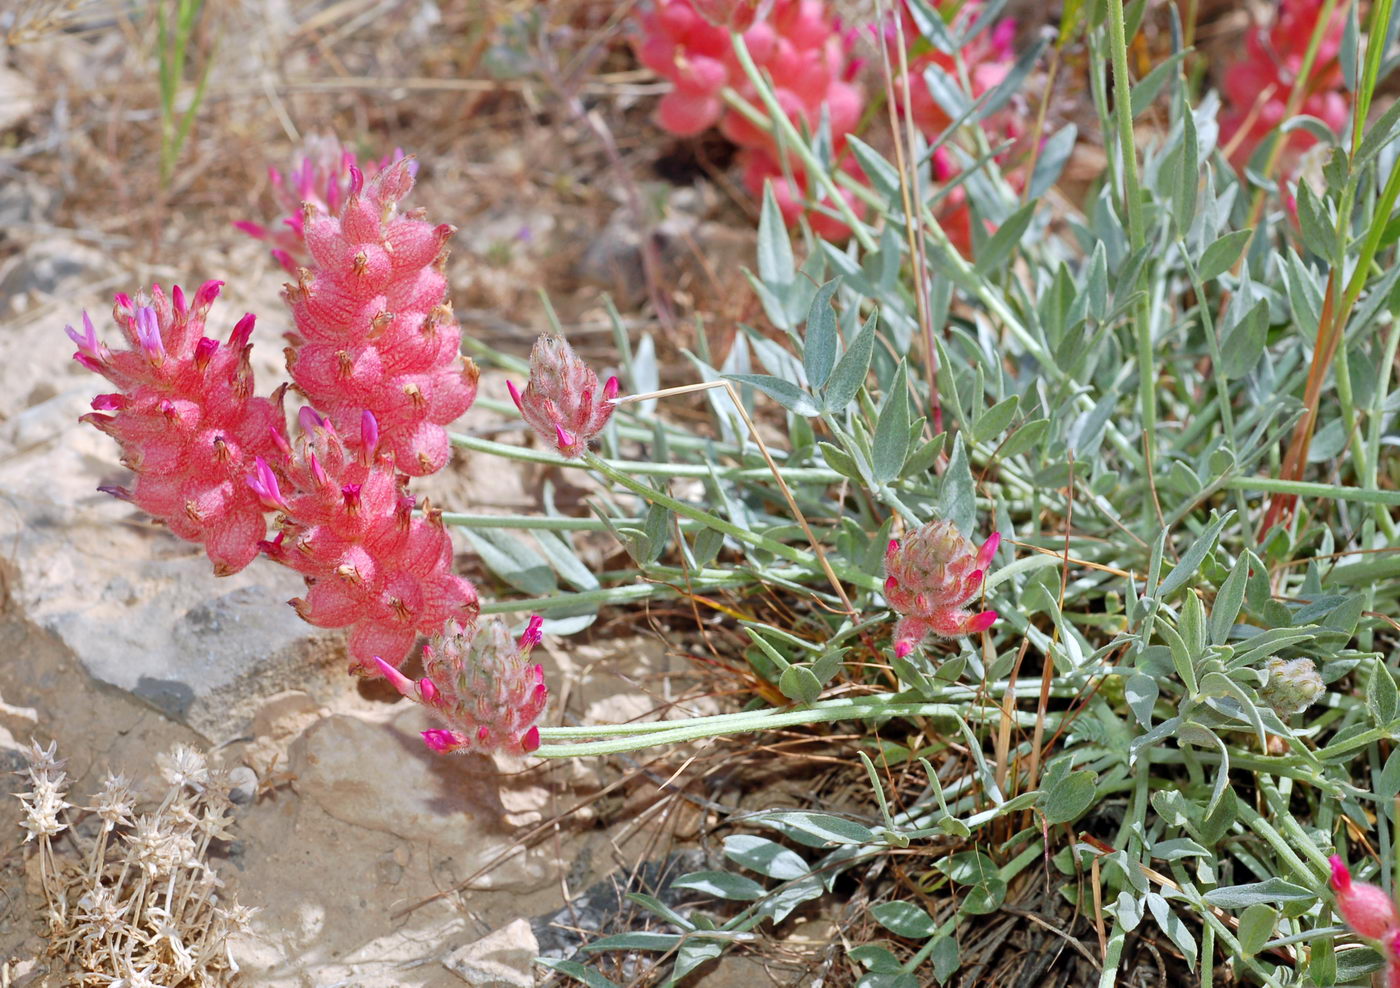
[1146,893,1197,970]
[1173,106,1199,229]
[757,181,794,288]
[817,307,873,411]
[582,932,682,952]
[1342,1,1359,90]
[1357,98,1400,167]
[532,529,600,591]
[723,835,809,880]
[803,279,841,389]
[974,200,1037,276]
[1203,878,1316,909]
[778,664,822,704]
[922,63,970,123]
[1158,511,1233,599]
[463,529,558,595]
[692,526,725,567]
[1369,660,1398,725]
[973,395,1019,444]
[975,37,1048,122]
[931,935,959,984]
[1220,296,1276,377]
[1039,770,1097,824]
[1197,229,1252,282]
[1125,673,1158,727]
[848,135,901,200]
[1209,553,1249,646]
[675,939,725,981]
[536,959,622,988]
[935,433,976,536]
[872,362,912,484]
[750,811,876,847]
[1150,838,1210,861]
[757,874,824,923]
[1294,181,1336,263]
[671,871,765,900]
[1380,748,1400,801]
[1130,49,1190,117]
[1113,891,1145,932]
[724,373,820,416]
[1237,903,1276,957]
[1030,124,1077,201]
[903,0,956,52]
[871,901,936,939]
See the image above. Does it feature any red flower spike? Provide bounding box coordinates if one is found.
[236,135,414,273]
[1330,855,1399,940]
[885,520,1000,657]
[267,412,479,672]
[515,334,618,459]
[281,158,475,477]
[69,283,290,575]
[397,617,550,756]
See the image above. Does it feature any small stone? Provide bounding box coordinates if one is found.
[227,765,258,805]
[442,918,538,987]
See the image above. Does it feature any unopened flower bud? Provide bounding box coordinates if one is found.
[509,334,619,459]
[1260,657,1326,717]
[885,520,1000,657]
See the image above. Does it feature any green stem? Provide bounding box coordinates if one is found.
[1219,475,1400,506]
[534,698,1060,757]
[580,450,882,591]
[1105,0,1156,521]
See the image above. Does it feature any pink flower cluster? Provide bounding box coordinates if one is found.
[1330,856,1400,986]
[636,0,1024,251]
[283,158,478,477]
[884,520,999,657]
[235,135,413,274]
[255,409,479,674]
[376,617,549,756]
[68,281,288,577]
[508,334,619,459]
[635,0,866,239]
[1219,0,1348,171]
[71,144,491,685]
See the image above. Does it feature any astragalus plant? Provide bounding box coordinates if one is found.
[61,0,1400,984]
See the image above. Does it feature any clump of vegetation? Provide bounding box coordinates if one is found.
[16,740,252,985]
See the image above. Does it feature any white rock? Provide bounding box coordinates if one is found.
[442,918,538,987]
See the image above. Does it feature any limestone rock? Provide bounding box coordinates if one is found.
[442,918,538,987]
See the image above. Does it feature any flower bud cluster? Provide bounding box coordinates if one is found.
[376,616,549,756]
[509,334,619,459]
[257,409,479,673]
[1220,0,1348,172]
[283,157,479,477]
[884,520,999,657]
[234,134,412,274]
[68,281,289,576]
[1259,656,1326,717]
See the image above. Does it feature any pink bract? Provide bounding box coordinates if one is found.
[1330,854,1400,941]
[235,135,413,274]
